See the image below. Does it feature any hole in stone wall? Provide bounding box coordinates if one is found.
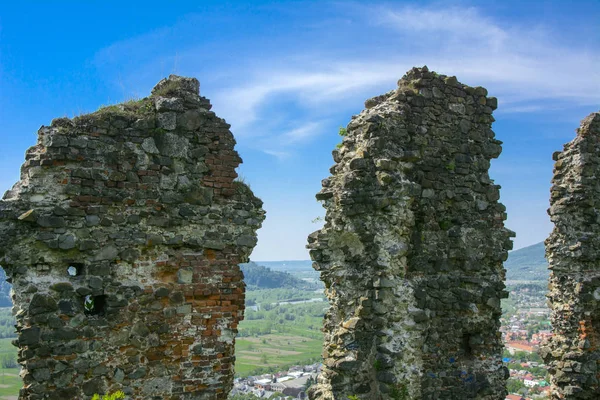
[462,333,473,357]
[67,263,84,277]
[83,294,107,316]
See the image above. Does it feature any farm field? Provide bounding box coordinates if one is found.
[234,334,322,377]
[234,277,327,377]
[0,338,20,399]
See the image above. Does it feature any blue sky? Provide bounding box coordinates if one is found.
[1,1,599,261]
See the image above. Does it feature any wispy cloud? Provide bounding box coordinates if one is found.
[281,121,327,144]
[376,5,508,51]
[210,63,402,130]
[261,149,291,161]
[92,3,600,158]
[253,121,329,160]
[369,5,600,104]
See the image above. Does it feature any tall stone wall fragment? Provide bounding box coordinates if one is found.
[542,112,600,399]
[0,76,265,399]
[307,67,513,400]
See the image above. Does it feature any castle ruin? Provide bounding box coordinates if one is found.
[0,76,265,399]
[307,67,513,399]
[542,112,600,399]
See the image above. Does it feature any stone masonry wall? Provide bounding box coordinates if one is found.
[307,67,513,400]
[541,112,600,399]
[0,76,265,399]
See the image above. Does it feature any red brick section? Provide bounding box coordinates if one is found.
[137,251,246,399]
[203,148,241,197]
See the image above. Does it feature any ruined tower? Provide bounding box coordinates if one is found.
[542,112,600,399]
[0,76,265,399]
[307,67,513,399]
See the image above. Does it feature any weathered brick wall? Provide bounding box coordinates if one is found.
[308,67,513,399]
[0,76,265,399]
[541,112,600,399]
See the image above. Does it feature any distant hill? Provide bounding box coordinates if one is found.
[0,268,11,307]
[253,244,551,283]
[239,262,316,290]
[254,260,314,272]
[504,242,548,282]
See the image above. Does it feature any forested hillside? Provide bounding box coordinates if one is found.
[240,262,316,290]
[0,269,15,339]
[504,242,548,282]
[0,269,10,307]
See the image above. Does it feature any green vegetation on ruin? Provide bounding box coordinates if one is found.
[233,176,255,197]
[71,97,155,124]
[92,391,125,400]
[151,80,182,97]
[336,126,347,148]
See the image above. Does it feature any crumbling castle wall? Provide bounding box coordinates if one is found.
[542,112,600,399]
[0,76,265,399]
[307,67,513,400]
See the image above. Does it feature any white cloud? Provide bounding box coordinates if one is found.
[248,121,328,160]
[93,3,600,157]
[281,121,326,144]
[261,149,291,160]
[210,63,402,132]
[369,5,600,104]
[213,8,598,157]
[376,5,508,51]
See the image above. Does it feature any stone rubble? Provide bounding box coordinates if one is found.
[308,67,513,400]
[0,75,265,399]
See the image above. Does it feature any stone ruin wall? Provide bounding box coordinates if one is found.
[542,112,600,399]
[0,76,265,399]
[308,67,514,400]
